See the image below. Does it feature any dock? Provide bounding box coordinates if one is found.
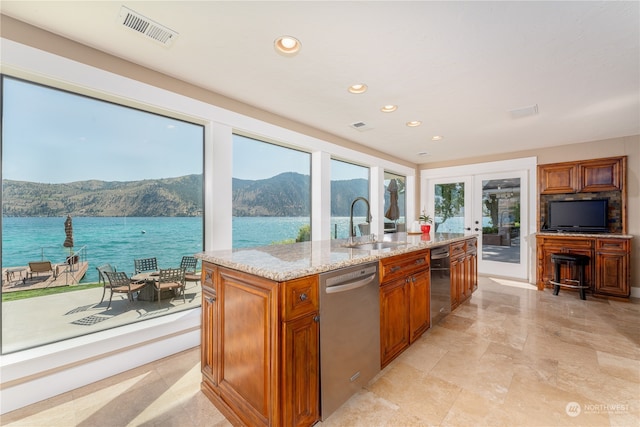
[2,261,90,293]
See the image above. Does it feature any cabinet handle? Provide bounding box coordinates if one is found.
[414,259,425,265]
[205,297,215,303]
[313,315,320,323]
[390,266,401,273]
[299,293,308,301]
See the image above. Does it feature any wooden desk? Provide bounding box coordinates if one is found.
[536,233,632,299]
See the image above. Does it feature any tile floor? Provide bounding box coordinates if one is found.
[2,276,639,427]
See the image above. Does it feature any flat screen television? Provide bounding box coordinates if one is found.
[546,199,609,233]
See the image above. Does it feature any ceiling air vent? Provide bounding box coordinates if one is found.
[509,104,539,119]
[118,6,178,47]
[350,121,373,132]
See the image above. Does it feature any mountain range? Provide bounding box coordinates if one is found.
[2,173,373,217]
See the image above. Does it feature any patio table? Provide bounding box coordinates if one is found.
[5,267,27,284]
[131,271,174,301]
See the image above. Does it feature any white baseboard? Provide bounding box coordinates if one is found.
[631,286,640,299]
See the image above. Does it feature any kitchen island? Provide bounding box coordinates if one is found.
[195,232,477,427]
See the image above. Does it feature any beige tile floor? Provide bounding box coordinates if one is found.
[2,276,639,427]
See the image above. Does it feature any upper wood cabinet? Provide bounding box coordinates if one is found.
[539,163,577,194]
[539,156,625,194]
[578,157,623,192]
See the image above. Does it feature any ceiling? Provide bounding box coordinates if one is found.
[1,1,639,165]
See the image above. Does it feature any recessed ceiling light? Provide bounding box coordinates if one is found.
[432,135,443,141]
[380,105,397,113]
[406,121,422,127]
[274,35,301,55]
[348,84,368,94]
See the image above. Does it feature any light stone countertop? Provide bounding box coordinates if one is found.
[195,232,476,282]
[536,232,633,239]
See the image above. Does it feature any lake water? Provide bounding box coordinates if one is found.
[2,216,364,283]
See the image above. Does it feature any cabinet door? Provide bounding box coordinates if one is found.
[380,278,410,367]
[201,287,218,387]
[409,270,430,343]
[595,246,629,298]
[282,313,319,427]
[579,157,622,192]
[450,256,464,309]
[218,268,279,427]
[539,163,577,194]
[466,250,478,295]
[201,265,218,387]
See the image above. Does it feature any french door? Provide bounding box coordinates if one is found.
[423,159,534,280]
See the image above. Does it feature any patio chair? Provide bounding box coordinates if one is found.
[103,271,146,309]
[134,257,158,274]
[180,256,200,288]
[155,267,186,304]
[96,263,117,305]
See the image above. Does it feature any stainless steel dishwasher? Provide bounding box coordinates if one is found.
[430,246,451,326]
[319,262,380,420]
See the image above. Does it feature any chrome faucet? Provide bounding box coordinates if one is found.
[349,197,372,244]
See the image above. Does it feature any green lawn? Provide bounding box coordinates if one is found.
[2,282,102,302]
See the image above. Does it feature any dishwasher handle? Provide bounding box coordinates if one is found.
[325,273,377,294]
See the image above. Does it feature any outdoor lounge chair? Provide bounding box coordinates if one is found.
[27,261,57,279]
[134,257,158,274]
[103,271,146,309]
[180,256,200,288]
[155,267,186,304]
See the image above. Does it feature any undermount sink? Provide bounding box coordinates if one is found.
[343,241,406,250]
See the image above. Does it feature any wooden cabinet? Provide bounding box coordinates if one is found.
[595,238,630,298]
[200,264,319,427]
[539,156,624,194]
[536,234,631,299]
[539,163,577,194]
[379,249,430,367]
[450,238,478,309]
[579,157,622,192]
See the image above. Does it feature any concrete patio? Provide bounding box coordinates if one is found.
[1,282,202,354]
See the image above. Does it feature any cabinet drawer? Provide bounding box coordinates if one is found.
[201,262,216,292]
[538,237,595,250]
[379,250,429,283]
[281,275,318,321]
[466,238,477,253]
[596,238,629,253]
[450,241,466,259]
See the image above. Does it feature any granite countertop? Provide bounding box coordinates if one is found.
[536,232,633,239]
[195,232,476,282]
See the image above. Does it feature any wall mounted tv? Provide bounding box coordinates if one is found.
[546,199,609,233]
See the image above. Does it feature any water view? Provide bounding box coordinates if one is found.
[2,216,369,283]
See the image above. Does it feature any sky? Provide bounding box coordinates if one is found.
[2,77,368,183]
[2,77,203,184]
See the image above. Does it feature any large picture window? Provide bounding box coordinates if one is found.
[330,159,370,239]
[1,76,204,354]
[232,134,311,248]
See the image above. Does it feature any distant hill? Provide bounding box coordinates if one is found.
[2,173,372,217]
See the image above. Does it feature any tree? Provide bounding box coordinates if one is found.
[434,183,464,232]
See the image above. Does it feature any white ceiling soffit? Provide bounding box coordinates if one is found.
[118,6,178,47]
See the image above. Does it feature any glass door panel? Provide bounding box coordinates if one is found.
[426,177,472,234]
[475,171,527,279]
